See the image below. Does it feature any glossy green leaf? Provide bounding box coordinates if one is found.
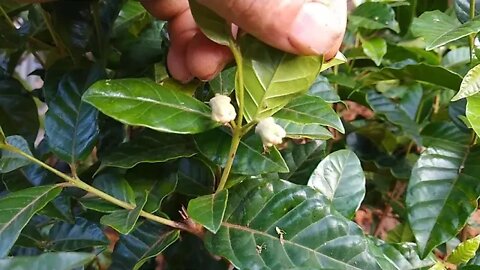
[205,178,382,269]
[363,62,463,91]
[274,95,344,133]
[110,221,180,270]
[187,189,228,233]
[92,170,136,205]
[240,35,323,122]
[113,1,149,36]
[100,130,196,169]
[210,67,236,95]
[176,158,216,196]
[448,236,480,265]
[79,198,120,213]
[83,78,219,134]
[308,150,366,218]
[308,76,341,103]
[0,136,33,173]
[280,140,327,185]
[0,252,94,270]
[371,240,436,270]
[386,224,414,243]
[44,69,102,163]
[100,194,147,234]
[453,65,480,101]
[362,37,387,66]
[412,11,480,50]
[467,94,480,137]
[367,90,421,144]
[0,185,62,257]
[48,217,109,251]
[455,0,480,23]
[195,128,289,175]
[0,77,39,143]
[442,47,471,69]
[127,166,178,213]
[188,0,230,46]
[275,119,333,140]
[349,2,399,33]
[406,123,480,258]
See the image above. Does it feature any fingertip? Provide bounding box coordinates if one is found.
[186,33,233,81]
[167,45,194,83]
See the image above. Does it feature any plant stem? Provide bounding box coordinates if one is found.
[0,144,193,233]
[469,0,477,64]
[0,6,16,28]
[216,38,246,193]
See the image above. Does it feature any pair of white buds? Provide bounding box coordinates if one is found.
[209,94,286,147]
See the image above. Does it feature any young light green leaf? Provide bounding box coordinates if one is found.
[362,37,387,66]
[240,35,323,122]
[448,235,480,265]
[308,150,366,218]
[467,94,480,137]
[428,261,447,270]
[100,194,147,235]
[83,78,219,134]
[320,52,347,72]
[0,252,94,270]
[110,221,180,270]
[412,10,480,50]
[406,123,480,258]
[0,136,33,173]
[188,0,230,45]
[205,177,382,269]
[48,217,109,251]
[275,118,333,140]
[0,185,62,257]
[453,65,480,101]
[274,95,344,133]
[187,190,228,233]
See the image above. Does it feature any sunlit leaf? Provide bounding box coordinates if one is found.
[83,78,219,134]
[187,190,228,233]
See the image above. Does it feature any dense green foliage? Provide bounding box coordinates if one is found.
[2,0,480,269]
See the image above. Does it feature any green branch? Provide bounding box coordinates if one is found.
[469,0,477,64]
[0,144,196,234]
[216,38,246,192]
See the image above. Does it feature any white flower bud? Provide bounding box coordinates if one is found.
[209,94,237,124]
[255,117,286,147]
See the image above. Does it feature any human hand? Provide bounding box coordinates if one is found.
[141,0,347,82]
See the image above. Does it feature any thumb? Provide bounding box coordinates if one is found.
[197,0,347,58]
